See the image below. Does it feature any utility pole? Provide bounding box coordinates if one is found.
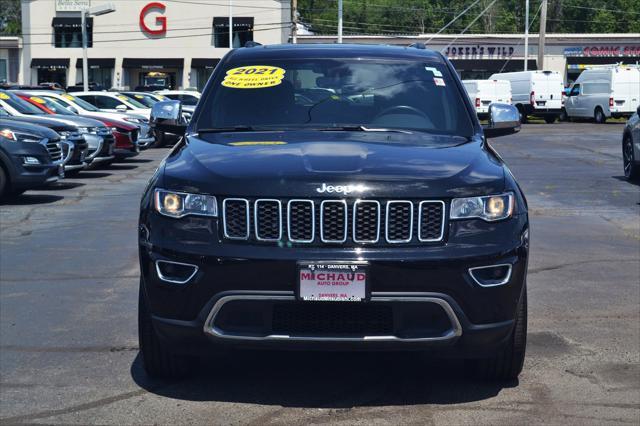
[524,0,529,71]
[81,9,89,92]
[229,0,233,49]
[538,0,548,70]
[291,0,297,43]
[337,0,343,43]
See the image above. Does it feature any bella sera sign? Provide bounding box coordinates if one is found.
[444,45,515,58]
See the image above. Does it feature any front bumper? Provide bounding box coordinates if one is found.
[3,152,59,190]
[139,213,528,356]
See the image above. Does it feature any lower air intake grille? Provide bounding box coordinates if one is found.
[272,303,394,335]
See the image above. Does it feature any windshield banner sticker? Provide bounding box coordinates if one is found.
[434,77,446,87]
[425,66,443,77]
[222,66,286,89]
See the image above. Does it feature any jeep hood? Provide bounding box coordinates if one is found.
[162,131,506,198]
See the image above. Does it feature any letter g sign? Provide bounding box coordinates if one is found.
[140,2,167,36]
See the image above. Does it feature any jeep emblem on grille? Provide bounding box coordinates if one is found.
[316,183,367,194]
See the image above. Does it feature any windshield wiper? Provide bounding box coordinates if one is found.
[314,125,413,134]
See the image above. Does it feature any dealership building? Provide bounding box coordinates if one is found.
[17,0,291,90]
[5,1,639,89]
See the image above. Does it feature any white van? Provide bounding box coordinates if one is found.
[489,70,564,123]
[564,66,640,123]
[462,79,512,118]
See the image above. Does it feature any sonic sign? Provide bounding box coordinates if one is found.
[140,2,167,36]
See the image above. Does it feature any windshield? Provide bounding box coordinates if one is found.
[29,96,76,115]
[58,94,100,111]
[123,93,157,108]
[197,59,474,137]
[116,94,147,109]
[0,91,46,115]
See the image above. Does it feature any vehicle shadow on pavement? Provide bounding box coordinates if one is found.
[44,181,86,190]
[131,351,515,407]
[0,194,64,205]
[72,172,112,179]
[120,158,154,164]
[612,175,640,187]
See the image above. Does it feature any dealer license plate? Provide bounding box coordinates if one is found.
[298,262,367,302]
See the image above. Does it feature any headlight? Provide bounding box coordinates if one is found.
[0,128,42,143]
[154,189,217,218]
[450,192,514,222]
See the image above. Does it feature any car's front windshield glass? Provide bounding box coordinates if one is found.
[0,91,46,115]
[197,59,474,138]
[117,94,147,109]
[31,96,76,115]
[58,94,100,111]
[123,94,156,108]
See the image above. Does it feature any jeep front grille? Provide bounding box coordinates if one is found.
[222,198,446,245]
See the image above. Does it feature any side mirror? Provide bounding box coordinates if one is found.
[115,104,128,112]
[150,100,187,136]
[482,103,521,138]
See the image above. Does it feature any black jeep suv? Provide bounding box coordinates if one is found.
[141,44,528,380]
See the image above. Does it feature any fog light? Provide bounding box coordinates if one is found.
[469,264,512,287]
[23,156,41,165]
[155,260,198,284]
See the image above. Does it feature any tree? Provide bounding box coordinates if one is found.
[0,0,21,35]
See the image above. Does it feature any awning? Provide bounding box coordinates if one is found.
[122,58,184,69]
[450,59,537,72]
[191,58,220,69]
[212,17,254,27]
[75,58,116,68]
[52,17,93,28]
[31,58,70,69]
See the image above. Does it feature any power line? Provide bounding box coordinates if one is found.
[425,0,484,44]
[553,2,640,16]
[441,0,499,52]
[17,24,291,46]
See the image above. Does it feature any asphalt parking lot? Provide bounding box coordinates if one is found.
[0,122,638,425]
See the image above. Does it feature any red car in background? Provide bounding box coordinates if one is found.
[13,92,139,160]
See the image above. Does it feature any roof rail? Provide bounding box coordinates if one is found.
[408,42,426,50]
[244,41,262,48]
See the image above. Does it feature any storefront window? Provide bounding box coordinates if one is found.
[213,17,253,48]
[196,68,214,91]
[0,59,7,83]
[53,18,92,48]
[37,68,67,87]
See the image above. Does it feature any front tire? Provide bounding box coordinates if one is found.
[0,166,8,200]
[138,279,193,379]
[623,135,639,180]
[558,109,568,122]
[471,285,527,381]
[544,116,556,124]
[594,107,606,124]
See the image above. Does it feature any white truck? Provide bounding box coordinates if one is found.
[489,70,564,123]
[564,65,640,123]
[462,79,512,119]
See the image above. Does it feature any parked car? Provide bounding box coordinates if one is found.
[564,65,640,123]
[21,91,154,149]
[0,118,63,199]
[66,82,104,92]
[14,92,137,161]
[0,96,89,175]
[489,70,563,123]
[7,91,115,167]
[122,91,193,147]
[143,43,527,381]
[622,105,640,180]
[154,90,201,106]
[73,92,151,119]
[462,79,512,119]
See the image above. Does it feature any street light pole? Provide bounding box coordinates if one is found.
[82,9,89,92]
[524,0,529,71]
[229,0,233,49]
[337,0,343,43]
